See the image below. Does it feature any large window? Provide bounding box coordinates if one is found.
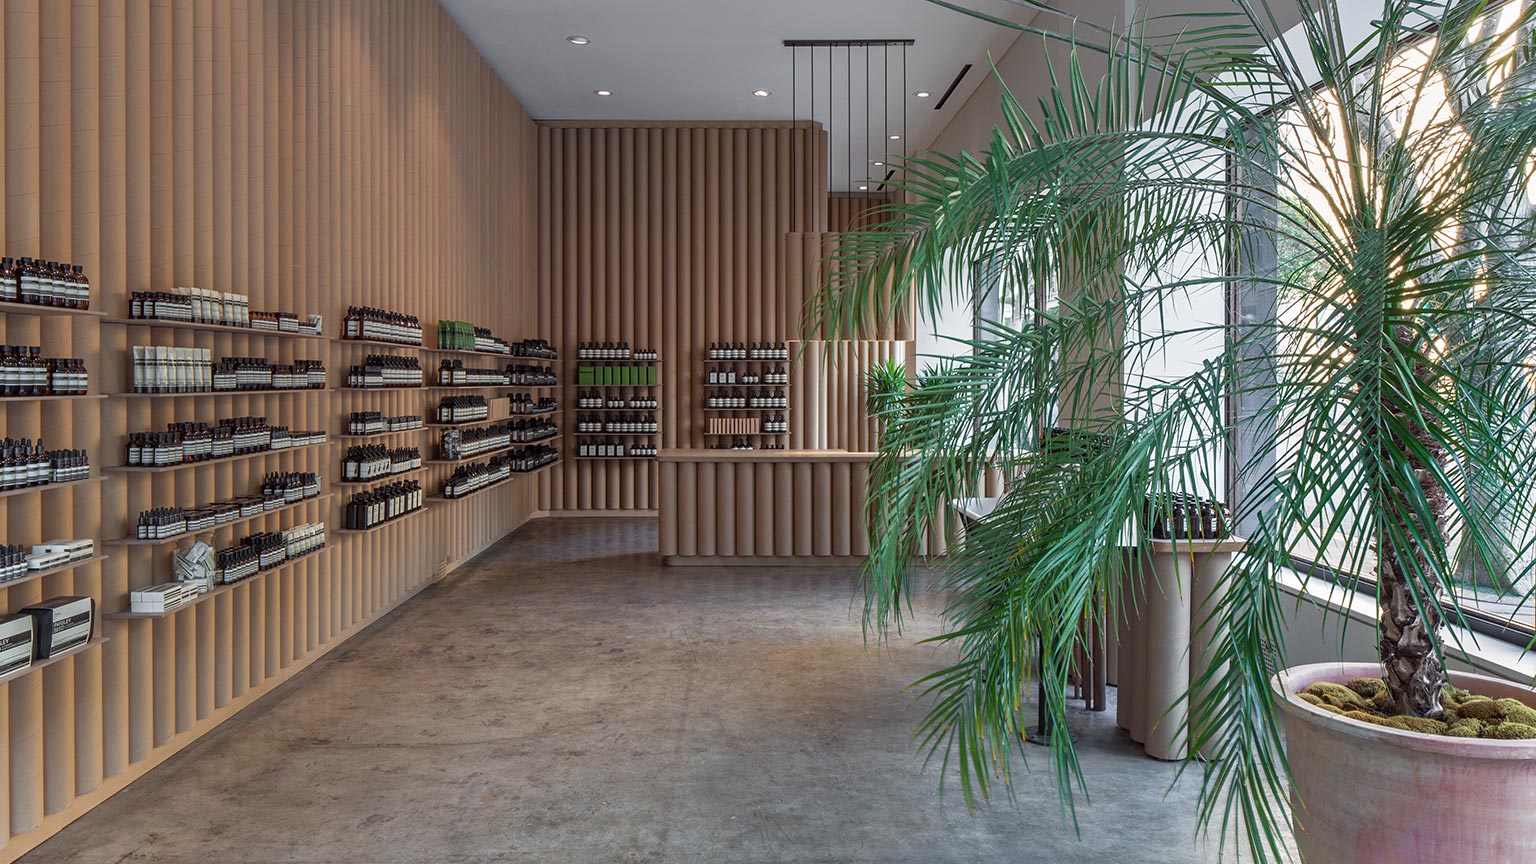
[1234,3,1536,635]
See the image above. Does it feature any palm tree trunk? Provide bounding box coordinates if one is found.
[1378,325,1450,718]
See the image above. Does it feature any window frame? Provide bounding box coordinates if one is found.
[1223,13,1536,647]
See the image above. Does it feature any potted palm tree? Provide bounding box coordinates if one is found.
[813,1,1536,860]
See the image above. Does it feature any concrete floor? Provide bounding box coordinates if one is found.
[25,518,1247,864]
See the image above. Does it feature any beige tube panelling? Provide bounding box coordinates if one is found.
[0,2,539,858]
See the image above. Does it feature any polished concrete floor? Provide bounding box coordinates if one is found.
[25,518,1240,864]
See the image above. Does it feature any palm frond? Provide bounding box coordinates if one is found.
[812,0,1536,860]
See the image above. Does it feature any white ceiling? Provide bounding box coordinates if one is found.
[438,0,1029,191]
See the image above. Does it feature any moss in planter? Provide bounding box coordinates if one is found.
[1347,678,1388,699]
[1486,722,1536,740]
[1445,719,1484,738]
[1457,699,1504,722]
[1305,682,1369,710]
[1494,699,1536,727]
[1299,680,1536,740]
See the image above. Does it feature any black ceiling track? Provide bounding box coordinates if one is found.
[783,39,915,47]
[934,63,972,110]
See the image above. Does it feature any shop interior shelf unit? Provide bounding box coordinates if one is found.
[333,503,430,535]
[335,466,428,487]
[101,547,332,621]
[334,428,426,441]
[0,554,109,594]
[0,638,108,687]
[0,394,107,403]
[103,317,329,340]
[105,494,334,547]
[427,460,559,503]
[0,476,104,500]
[106,441,330,474]
[570,349,662,461]
[0,300,107,319]
[698,343,790,445]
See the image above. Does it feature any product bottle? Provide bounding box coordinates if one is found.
[0,259,17,302]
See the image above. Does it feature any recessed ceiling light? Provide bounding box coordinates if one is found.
[889,134,901,140]
[594,89,613,96]
[566,36,590,45]
[914,91,931,98]
[872,161,884,166]
[753,89,772,98]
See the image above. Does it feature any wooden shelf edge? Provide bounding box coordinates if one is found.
[114,388,327,399]
[0,476,104,500]
[0,637,109,686]
[336,336,423,349]
[333,428,427,440]
[336,385,425,393]
[102,317,327,340]
[0,301,107,319]
[335,467,427,487]
[103,495,333,547]
[428,463,559,502]
[102,546,332,620]
[0,394,107,402]
[334,506,429,535]
[105,441,329,474]
[0,554,110,590]
[424,438,557,464]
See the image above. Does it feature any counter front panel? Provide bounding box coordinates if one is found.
[658,450,874,565]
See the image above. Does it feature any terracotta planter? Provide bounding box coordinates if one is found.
[1277,662,1536,863]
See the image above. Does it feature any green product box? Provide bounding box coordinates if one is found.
[578,366,594,385]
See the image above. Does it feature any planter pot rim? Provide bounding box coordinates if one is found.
[1275,661,1536,760]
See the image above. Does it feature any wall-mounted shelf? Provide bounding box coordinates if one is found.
[701,344,790,449]
[424,435,558,465]
[422,345,529,359]
[0,300,107,319]
[0,476,103,500]
[424,417,500,429]
[572,407,656,413]
[333,428,425,441]
[0,553,109,592]
[0,394,107,403]
[338,385,424,393]
[429,463,558,503]
[424,384,525,391]
[509,408,559,417]
[334,505,428,535]
[102,546,330,621]
[575,359,661,366]
[103,317,328,340]
[336,336,422,350]
[335,466,426,487]
[575,455,656,461]
[104,495,333,547]
[576,432,657,438]
[0,637,108,687]
[115,388,325,400]
[107,441,328,474]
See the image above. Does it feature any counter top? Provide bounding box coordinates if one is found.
[659,448,877,463]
